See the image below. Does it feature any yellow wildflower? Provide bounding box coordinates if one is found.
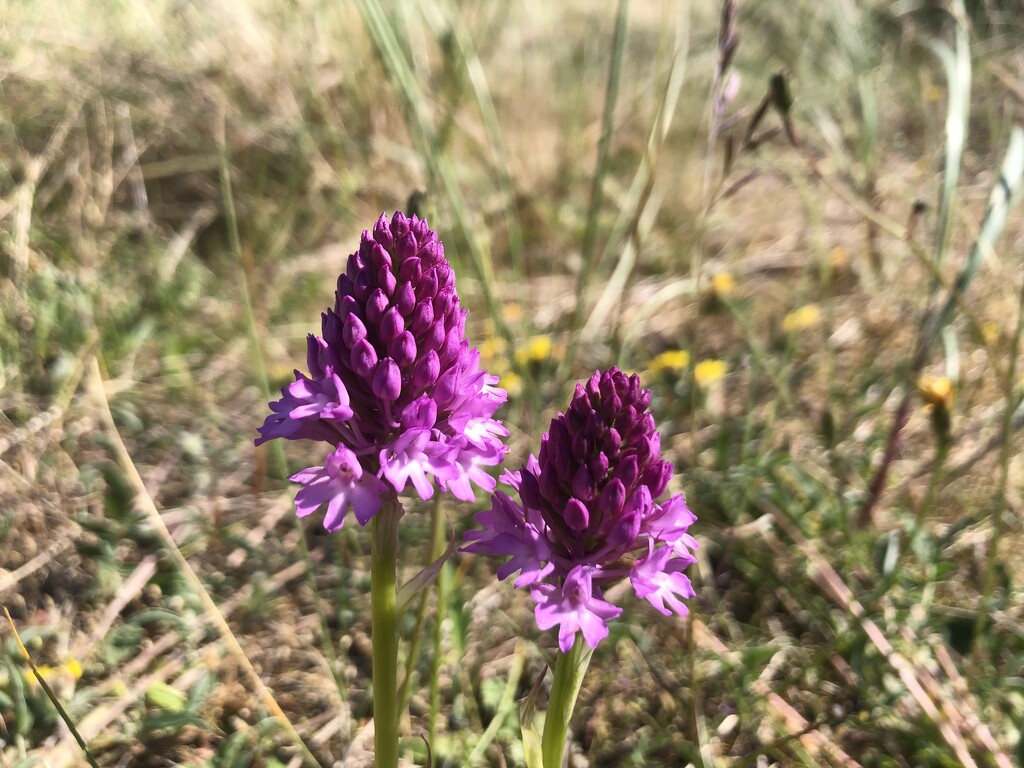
[477,335,506,363]
[782,304,822,333]
[515,335,553,367]
[694,359,727,387]
[648,349,690,374]
[501,372,523,399]
[24,658,83,687]
[476,337,510,380]
[917,375,954,411]
[829,246,848,270]
[503,302,524,324]
[981,322,1000,347]
[711,272,736,298]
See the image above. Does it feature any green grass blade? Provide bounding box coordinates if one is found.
[926,10,971,271]
[354,0,508,345]
[5,608,100,768]
[560,0,630,375]
[583,3,690,345]
[467,641,525,763]
[933,126,1024,338]
[429,0,525,277]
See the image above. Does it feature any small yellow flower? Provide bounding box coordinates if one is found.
[515,335,553,367]
[829,246,848,270]
[648,349,690,374]
[65,658,83,679]
[711,272,736,297]
[917,375,954,411]
[501,372,523,399]
[24,658,83,687]
[502,302,524,324]
[477,336,505,363]
[476,336,511,379]
[694,359,727,387]
[782,304,822,333]
[26,665,55,685]
[924,83,944,102]
[981,322,1000,347]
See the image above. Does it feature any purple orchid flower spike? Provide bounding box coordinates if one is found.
[463,367,696,652]
[256,211,509,529]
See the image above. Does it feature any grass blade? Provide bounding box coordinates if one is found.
[4,608,101,768]
[560,0,631,376]
[926,7,971,272]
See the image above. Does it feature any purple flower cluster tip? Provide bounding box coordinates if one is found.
[464,368,696,652]
[256,211,508,529]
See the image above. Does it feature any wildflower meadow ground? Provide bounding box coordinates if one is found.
[3,1,1024,766]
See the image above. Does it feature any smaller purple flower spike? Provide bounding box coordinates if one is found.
[256,212,508,530]
[463,368,697,651]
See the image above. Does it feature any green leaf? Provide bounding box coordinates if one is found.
[187,670,218,709]
[739,644,778,668]
[396,524,455,610]
[520,664,547,768]
[140,710,209,736]
[145,682,188,713]
[216,730,253,768]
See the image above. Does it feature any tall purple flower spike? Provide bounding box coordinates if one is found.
[463,368,696,652]
[257,212,508,530]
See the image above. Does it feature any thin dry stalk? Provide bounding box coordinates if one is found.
[45,542,326,767]
[691,620,863,767]
[83,355,322,768]
[226,491,298,569]
[0,535,77,598]
[931,641,1013,767]
[9,99,84,278]
[760,689,863,768]
[78,555,159,657]
[766,506,998,767]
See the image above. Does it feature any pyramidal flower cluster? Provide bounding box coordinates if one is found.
[464,368,696,652]
[256,211,508,529]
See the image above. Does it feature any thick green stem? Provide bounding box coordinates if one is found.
[541,637,594,768]
[371,496,402,768]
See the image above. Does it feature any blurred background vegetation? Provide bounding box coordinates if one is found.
[2,0,1024,766]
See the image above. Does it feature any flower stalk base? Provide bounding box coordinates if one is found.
[371,495,402,768]
[541,636,593,768]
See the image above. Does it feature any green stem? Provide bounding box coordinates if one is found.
[975,245,1024,649]
[541,637,594,768]
[399,495,445,717]
[371,495,402,768]
[427,499,449,761]
[911,438,949,548]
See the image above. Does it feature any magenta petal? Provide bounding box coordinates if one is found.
[293,474,336,518]
[531,566,621,652]
[289,446,386,531]
[630,543,696,617]
[350,483,385,526]
[323,493,348,532]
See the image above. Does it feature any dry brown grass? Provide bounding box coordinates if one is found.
[3,1,1024,766]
